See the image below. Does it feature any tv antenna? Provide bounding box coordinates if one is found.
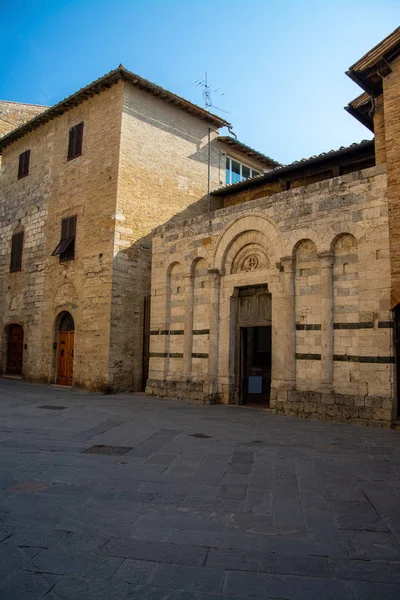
[193,72,228,114]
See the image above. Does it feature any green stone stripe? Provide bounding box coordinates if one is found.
[333,354,394,363]
[296,324,321,330]
[192,353,209,359]
[193,329,210,335]
[149,352,183,358]
[149,330,184,335]
[334,322,373,329]
[296,353,321,360]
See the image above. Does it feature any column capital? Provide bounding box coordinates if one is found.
[208,268,222,279]
[317,251,334,267]
[278,255,295,273]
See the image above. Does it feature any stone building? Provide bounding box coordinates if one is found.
[146,27,400,427]
[0,101,47,138]
[0,67,275,391]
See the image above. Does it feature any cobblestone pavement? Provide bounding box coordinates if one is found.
[1,380,400,599]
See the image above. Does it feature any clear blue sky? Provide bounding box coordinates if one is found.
[1,0,399,164]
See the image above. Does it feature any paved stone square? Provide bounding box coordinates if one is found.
[1,379,400,599]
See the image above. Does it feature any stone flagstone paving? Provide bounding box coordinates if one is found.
[1,378,400,599]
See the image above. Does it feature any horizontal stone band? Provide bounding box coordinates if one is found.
[150,330,184,335]
[149,352,183,358]
[333,354,394,363]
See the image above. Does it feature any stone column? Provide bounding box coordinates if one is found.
[280,256,296,388]
[318,251,334,389]
[208,268,221,402]
[183,273,194,378]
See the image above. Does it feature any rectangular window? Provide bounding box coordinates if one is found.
[18,150,30,179]
[225,156,261,184]
[10,231,24,272]
[67,122,84,161]
[51,216,77,262]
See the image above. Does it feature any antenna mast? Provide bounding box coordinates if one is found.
[193,73,228,114]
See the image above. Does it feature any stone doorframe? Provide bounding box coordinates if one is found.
[231,284,272,405]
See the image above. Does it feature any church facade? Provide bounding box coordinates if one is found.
[146,27,400,427]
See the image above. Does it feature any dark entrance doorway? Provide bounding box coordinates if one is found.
[56,312,74,386]
[235,285,272,406]
[241,326,272,404]
[394,304,400,418]
[6,324,24,375]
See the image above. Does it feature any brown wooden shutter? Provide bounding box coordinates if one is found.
[68,127,76,160]
[75,122,84,156]
[10,231,24,272]
[67,123,84,161]
[18,150,30,179]
[24,150,30,176]
[17,154,23,179]
[69,215,77,238]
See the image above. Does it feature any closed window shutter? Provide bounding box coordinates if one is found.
[10,231,24,272]
[68,127,76,160]
[18,150,30,179]
[75,122,84,156]
[24,150,30,176]
[67,123,84,160]
[17,154,23,179]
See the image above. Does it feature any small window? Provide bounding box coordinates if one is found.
[225,156,261,184]
[52,216,77,262]
[18,150,30,179]
[67,122,84,161]
[10,231,24,272]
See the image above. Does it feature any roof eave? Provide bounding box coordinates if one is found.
[212,140,375,197]
[0,66,230,152]
[344,104,374,133]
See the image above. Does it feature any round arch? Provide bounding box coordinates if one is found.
[213,213,284,273]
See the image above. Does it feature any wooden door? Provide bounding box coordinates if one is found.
[57,331,74,386]
[6,324,24,375]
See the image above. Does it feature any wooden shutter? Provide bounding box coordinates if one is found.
[75,122,84,156]
[68,127,76,161]
[18,150,30,179]
[67,123,84,161]
[10,231,24,272]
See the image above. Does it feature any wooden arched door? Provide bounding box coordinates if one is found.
[56,312,74,386]
[6,324,24,375]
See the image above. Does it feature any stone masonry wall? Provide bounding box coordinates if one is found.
[382,55,400,307]
[109,81,267,390]
[147,165,394,426]
[0,83,123,390]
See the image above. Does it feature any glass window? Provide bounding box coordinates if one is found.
[225,156,262,185]
[226,157,230,184]
[231,160,240,184]
[242,165,251,180]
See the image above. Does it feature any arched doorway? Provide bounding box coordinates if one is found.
[6,324,24,375]
[56,311,74,386]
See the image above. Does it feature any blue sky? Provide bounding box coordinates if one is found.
[1,0,399,164]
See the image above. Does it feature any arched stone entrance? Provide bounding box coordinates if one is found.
[56,311,74,386]
[6,324,24,375]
